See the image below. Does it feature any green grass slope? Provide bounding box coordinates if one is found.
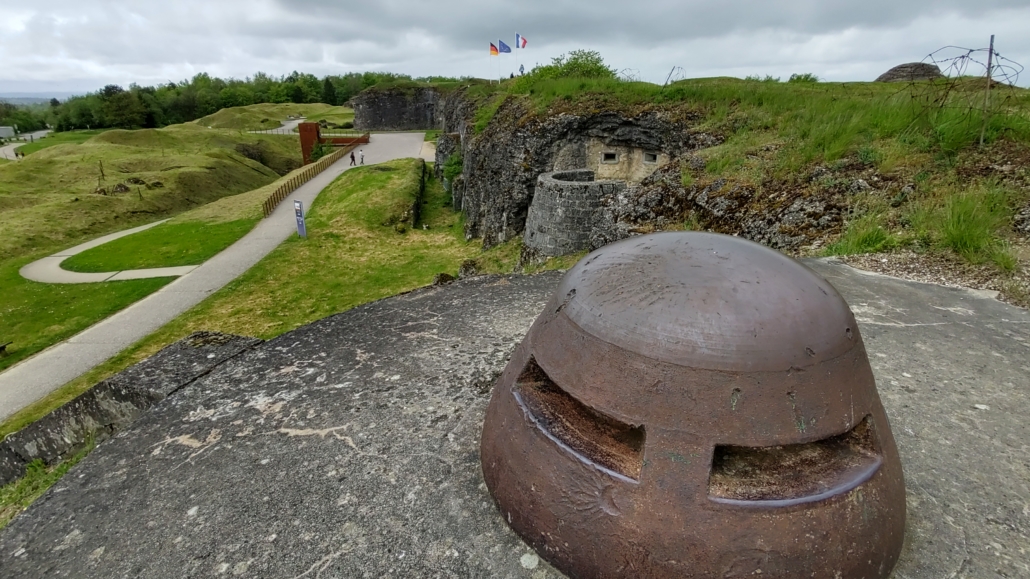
[14,130,108,156]
[61,219,257,272]
[195,103,353,131]
[476,75,1030,273]
[0,123,300,260]
[0,122,304,374]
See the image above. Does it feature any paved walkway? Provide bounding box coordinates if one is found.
[19,220,199,283]
[0,132,426,422]
[419,140,436,163]
[0,130,52,160]
[247,118,304,135]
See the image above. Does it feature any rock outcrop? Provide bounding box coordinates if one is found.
[352,87,441,131]
[351,85,480,133]
[457,98,708,247]
[875,63,944,83]
[588,159,846,252]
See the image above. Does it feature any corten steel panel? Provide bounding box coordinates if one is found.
[481,232,906,579]
[298,123,321,165]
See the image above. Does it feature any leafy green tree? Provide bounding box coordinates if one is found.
[102,90,146,128]
[788,73,820,84]
[322,77,337,105]
[289,83,305,104]
[44,68,413,131]
[525,50,617,81]
[219,86,254,109]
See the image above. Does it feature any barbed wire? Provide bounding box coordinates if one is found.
[617,68,642,82]
[923,45,1023,87]
[905,40,1027,148]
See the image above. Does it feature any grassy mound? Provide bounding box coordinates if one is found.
[195,103,352,131]
[474,74,1030,270]
[0,123,305,376]
[61,219,258,272]
[0,123,301,260]
[14,130,108,156]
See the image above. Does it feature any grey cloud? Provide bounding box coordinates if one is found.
[1,0,1029,92]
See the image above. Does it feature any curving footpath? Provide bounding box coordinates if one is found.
[0,132,426,422]
[20,220,198,283]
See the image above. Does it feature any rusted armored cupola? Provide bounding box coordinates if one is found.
[481,232,906,578]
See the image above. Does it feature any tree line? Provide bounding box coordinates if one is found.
[0,71,449,133]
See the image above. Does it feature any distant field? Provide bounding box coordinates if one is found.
[196,103,353,131]
[15,130,108,156]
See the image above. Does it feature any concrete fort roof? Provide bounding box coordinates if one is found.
[0,262,1027,578]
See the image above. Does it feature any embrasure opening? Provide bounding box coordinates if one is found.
[708,415,881,506]
[514,358,645,481]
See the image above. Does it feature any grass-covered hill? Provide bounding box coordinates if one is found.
[195,103,354,131]
[0,123,301,260]
[445,53,1030,304]
[0,122,309,382]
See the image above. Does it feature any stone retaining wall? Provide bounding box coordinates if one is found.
[523,170,627,257]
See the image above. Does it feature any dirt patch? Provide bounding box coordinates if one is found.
[837,247,1030,309]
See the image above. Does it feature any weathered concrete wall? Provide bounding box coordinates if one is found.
[351,86,479,133]
[352,87,441,131]
[434,132,460,182]
[0,332,260,485]
[523,170,627,258]
[458,98,709,247]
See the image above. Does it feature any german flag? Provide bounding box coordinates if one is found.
[490,43,499,56]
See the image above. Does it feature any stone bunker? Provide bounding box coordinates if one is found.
[523,170,627,258]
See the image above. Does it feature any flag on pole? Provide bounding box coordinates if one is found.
[516,34,528,49]
[498,40,511,53]
[490,43,499,56]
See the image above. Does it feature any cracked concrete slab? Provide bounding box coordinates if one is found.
[1,260,1027,578]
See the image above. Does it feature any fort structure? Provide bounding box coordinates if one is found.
[523,170,627,257]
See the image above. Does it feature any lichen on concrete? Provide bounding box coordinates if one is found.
[0,332,260,486]
[1,264,1028,578]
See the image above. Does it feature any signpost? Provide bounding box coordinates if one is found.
[294,200,307,238]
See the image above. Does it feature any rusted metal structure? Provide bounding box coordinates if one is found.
[481,232,906,578]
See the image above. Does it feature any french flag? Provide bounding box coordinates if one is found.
[516,34,528,49]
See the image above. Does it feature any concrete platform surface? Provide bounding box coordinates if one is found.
[0,132,427,423]
[0,260,1028,578]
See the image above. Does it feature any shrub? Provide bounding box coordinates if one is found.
[443,152,463,182]
[309,142,333,162]
[788,73,820,84]
[524,50,616,81]
[744,75,781,83]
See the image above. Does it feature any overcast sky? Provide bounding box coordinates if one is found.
[1,0,1028,95]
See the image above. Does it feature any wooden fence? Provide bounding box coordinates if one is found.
[261,133,371,217]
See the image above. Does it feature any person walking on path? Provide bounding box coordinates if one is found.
[349,151,356,166]
[359,149,365,165]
